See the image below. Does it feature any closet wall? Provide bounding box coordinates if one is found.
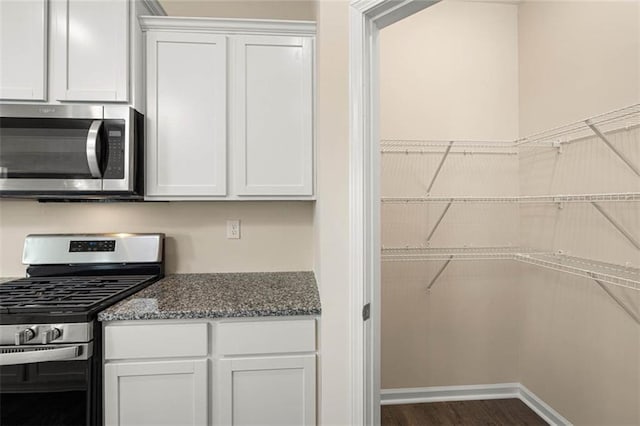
[380,0,521,388]
[517,3,640,425]
[380,1,639,424]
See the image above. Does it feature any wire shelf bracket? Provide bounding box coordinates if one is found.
[427,256,453,291]
[587,122,640,178]
[591,202,640,250]
[425,141,453,195]
[592,278,640,325]
[426,201,452,243]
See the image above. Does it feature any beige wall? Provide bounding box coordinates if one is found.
[380,0,521,389]
[160,0,315,20]
[518,2,640,424]
[518,0,640,135]
[380,0,519,142]
[0,201,313,275]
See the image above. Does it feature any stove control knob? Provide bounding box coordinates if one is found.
[15,327,37,345]
[42,328,62,344]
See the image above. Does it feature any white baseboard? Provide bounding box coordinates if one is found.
[381,383,571,426]
[518,384,572,426]
[381,383,521,405]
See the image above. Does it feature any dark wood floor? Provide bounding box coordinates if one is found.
[381,399,548,426]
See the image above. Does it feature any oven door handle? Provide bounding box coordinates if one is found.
[86,120,103,178]
[0,345,81,366]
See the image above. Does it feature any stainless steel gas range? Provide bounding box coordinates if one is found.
[0,233,165,426]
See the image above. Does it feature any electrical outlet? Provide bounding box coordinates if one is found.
[227,220,240,239]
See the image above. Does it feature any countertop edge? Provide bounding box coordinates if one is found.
[97,271,321,322]
[98,307,322,322]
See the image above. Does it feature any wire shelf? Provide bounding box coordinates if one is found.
[516,253,640,291]
[381,192,640,204]
[381,104,640,151]
[381,246,545,261]
[381,246,640,291]
[515,104,640,147]
[380,139,518,156]
[380,139,515,149]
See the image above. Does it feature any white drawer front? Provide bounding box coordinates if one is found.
[105,323,208,360]
[217,319,316,355]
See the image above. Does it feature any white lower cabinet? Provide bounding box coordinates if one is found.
[217,355,316,426]
[104,359,208,426]
[103,318,317,426]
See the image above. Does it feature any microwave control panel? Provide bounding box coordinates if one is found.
[103,120,125,179]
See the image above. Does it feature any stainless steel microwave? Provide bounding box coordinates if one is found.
[0,104,143,200]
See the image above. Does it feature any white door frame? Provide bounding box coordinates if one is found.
[348,1,440,425]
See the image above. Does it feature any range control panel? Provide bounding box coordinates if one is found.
[69,240,116,252]
[23,233,164,265]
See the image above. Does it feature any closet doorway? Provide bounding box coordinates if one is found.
[349,1,640,425]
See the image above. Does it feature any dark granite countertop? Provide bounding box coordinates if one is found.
[98,271,321,321]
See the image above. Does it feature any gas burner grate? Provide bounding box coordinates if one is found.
[0,275,157,312]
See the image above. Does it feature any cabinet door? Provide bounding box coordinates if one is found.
[53,0,129,102]
[146,32,227,198]
[0,0,47,100]
[104,359,207,426]
[217,355,316,426]
[233,35,313,196]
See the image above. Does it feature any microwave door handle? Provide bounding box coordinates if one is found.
[0,345,80,366]
[86,120,103,178]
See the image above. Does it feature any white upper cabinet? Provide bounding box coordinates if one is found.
[0,0,164,107]
[233,36,313,196]
[142,17,315,200]
[52,0,129,102]
[145,32,227,197]
[0,0,48,101]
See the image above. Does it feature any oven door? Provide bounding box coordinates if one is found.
[0,343,96,426]
[0,113,106,193]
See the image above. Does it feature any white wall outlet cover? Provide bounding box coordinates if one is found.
[227,220,241,239]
